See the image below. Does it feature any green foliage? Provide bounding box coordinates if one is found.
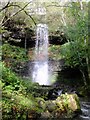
[2,62,20,89]
[49,45,62,60]
[2,43,28,73]
[0,27,8,34]
[60,2,88,69]
[1,1,87,119]
[60,41,87,68]
[2,90,37,120]
[2,43,28,61]
[1,62,42,119]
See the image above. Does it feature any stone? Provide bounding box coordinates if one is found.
[56,93,80,113]
[67,94,80,111]
[40,110,51,118]
[46,100,57,112]
[36,97,46,110]
[35,93,81,118]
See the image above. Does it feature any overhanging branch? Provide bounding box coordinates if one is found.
[46,5,72,8]
[0,2,36,26]
[0,1,10,12]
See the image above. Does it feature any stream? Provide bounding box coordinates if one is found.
[75,97,90,120]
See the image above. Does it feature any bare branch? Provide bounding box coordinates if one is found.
[23,9,36,25]
[46,5,72,8]
[10,4,36,25]
[0,2,36,26]
[0,1,10,12]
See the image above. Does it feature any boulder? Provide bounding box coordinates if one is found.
[36,93,81,118]
[40,110,51,118]
[67,94,80,111]
[46,100,57,112]
[36,97,46,111]
[56,93,80,111]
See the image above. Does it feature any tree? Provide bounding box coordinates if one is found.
[60,1,90,86]
[0,1,36,27]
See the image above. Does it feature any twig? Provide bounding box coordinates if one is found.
[0,1,10,12]
[46,5,72,8]
[0,2,36,26]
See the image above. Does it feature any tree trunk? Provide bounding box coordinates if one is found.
[80,69,87,86]
[78,0,83,10]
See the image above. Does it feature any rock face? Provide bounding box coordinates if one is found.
[3,19,67,48]
[36,93,81,119]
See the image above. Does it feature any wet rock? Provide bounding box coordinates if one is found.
[47,88,63,100]
[40,110,51,118]
[47,89,58,100]
[36,97,46,110]
[71,90,84,97]
[55,94,80,118]
[46,100,57,112]
[37,93,81,118]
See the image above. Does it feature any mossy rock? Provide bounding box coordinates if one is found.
[40,110,52,118]
[46,100,57,112]
[35,93,80,119]
[52,93,80,118]
[36,97,46,111]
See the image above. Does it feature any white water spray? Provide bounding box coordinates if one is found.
[32,24,50,85]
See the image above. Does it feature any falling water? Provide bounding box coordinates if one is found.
[32,24,50,85]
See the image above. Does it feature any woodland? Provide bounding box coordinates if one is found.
[0,0,90,119]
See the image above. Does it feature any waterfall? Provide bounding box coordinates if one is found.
[32,24,50,85]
